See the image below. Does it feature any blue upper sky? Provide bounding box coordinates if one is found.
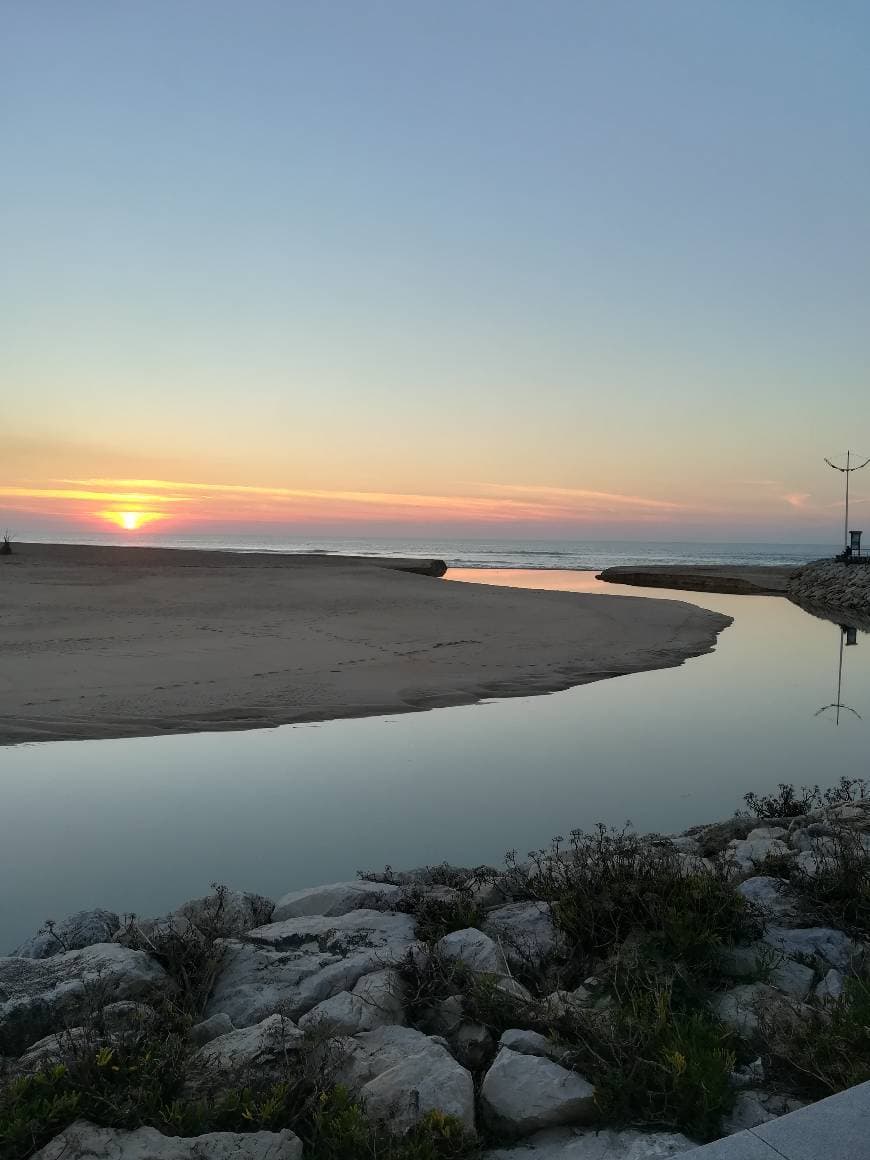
[3,1,869,539]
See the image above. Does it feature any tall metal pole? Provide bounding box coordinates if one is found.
[845,449,850,548]
[824,451,870,550]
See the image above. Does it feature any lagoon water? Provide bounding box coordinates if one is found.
[2,571,867,951]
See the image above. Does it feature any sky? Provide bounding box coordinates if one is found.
[2,0,868,542]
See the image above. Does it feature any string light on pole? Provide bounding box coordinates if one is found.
[824,451,870,550]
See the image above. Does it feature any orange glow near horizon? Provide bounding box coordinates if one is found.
[0,474,844,534]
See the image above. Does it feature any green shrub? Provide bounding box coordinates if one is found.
[503,826,761,981]
[397,888,485,945]
[741,777,868,820]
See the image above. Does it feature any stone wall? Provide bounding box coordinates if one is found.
[788,558,870,614]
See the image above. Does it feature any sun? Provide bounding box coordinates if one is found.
[100,510,162,531]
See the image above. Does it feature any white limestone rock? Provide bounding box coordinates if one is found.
[480,1046,596,1135]
[340,1025,475,1133]
[726,838,791,874]
[737,877,799,921]
[33,1120,302,1159]
[709,983,779,1038]
[185,1014,303,1094]
[483,902,559,968]
[272,880,399,922]
[815,968,845,1002]
[0,943,170,1056]
[435,927,509,975]
[747,827,788,842]
[499,1028,569,1063]
[483,1127,695,1157]
[188,1012,235,1047]
[716,944,814,999]
[298,968,405,1035]
[762,925,858,971]
[206,910,416,1026]
[12,910,120,960]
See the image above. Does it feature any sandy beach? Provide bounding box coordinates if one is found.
[0,543,731,745]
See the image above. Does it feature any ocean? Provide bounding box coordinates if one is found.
[22,533,834,571]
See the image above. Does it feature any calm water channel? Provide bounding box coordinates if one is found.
[2,571,867,951]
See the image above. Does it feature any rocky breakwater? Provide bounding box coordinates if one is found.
[788,558,870,615]
[2,789,870,1160]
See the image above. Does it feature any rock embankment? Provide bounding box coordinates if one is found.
[3,800,869,1160]
[788,558,870,615]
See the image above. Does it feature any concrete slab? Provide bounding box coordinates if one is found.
[683,1080,870,1158]
[752,1079,870,1160]
[681,1134,778,1157]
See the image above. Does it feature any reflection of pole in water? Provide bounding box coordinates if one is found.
[814,625,861,726]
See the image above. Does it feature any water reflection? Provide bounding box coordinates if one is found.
[1,571,868,951]
[814,624,862,726]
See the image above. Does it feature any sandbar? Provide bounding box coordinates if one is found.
[598,564,798,596]
[0,543,732,745]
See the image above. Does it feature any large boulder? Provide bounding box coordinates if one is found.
[175,889,274,936]
[715,944,815,999]
[737,877,799,923]
[33,1121,302,1159]
[483,902,559,969]
[0,944,170,1056]
[710,983,787,1038]
[483,1126,695,1157]
[434,928,509,975]
[340,1025,475,1133]
[12,910,120,959]
[480,1046,596,1136]
[762,926,859,972]
[185,1014,303,1095]
[298,968,405,1035]
[272,880,399,921]
[205,910,417,1026]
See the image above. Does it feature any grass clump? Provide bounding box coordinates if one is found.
[586,973,737,1142]
[761,972,870,1100]
[789,826,870,938]
[1,532,12,556]
[396,887,485,945]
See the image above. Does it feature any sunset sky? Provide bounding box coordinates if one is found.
[3,1,868,541]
